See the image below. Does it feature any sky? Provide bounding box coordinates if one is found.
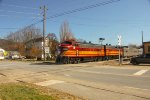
[0,0,150,46]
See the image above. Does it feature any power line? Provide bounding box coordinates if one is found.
[1,0,120,33]
[32,0,120,30]
[0,28,18,29]
[23,20,43,29]
[0,14,42,31]
[29,12,43,23]
[47,0,120,19]
[20,13,43,27]
[0,14,41,19]
[15,0,120,33]
[8,13,43,31]
[0,20,43,30]
[1,4,39,10]
[0,9,40,15]
[49,20,99,27]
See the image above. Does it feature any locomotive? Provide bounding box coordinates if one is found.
[56,40,123,64]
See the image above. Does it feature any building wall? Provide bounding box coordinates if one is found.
[25,38,42,58]
[25,37,50,59]
[0,48,4,60]
[144,42,150,54]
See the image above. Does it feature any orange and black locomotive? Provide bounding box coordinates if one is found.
[56,40,122,64]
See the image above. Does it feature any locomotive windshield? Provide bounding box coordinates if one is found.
[62,41,72,45]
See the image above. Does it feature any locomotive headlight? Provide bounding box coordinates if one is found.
[63,47,68,51]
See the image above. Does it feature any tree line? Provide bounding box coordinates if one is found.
[1,21,75,60]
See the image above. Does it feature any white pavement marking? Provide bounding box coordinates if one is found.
[124,86,150,92]
[64,74,71,77]
[35,80,64,86]
[75,69,150,78]
[0,64,15,67]
[43,73,49,76]
[133,70,148,76]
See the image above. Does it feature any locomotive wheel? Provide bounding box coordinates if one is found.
[74,59,78,64]
[63,57,69,64]
[56,56,61,64]
[70,58,74,64]
[96,57,99,62]
[77,59,80,63]
[66,58,80,64]
[98,57,102,61]
[75,58,80,64]
[93,57,98,62]
[94,57,98,62]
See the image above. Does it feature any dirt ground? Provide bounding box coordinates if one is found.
[100,59,130,66]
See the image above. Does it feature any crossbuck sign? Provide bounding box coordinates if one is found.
[118,35,122,46]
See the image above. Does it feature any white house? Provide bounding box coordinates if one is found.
[0,48,5,60]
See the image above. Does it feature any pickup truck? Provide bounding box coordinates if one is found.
[130,54,150,65]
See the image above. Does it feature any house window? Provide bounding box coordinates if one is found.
[148,46,150,52]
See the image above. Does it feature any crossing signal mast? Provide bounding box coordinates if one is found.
[118,35,122,65]
[118,35,122,46]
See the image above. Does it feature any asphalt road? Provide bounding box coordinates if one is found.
[0,60,150,100]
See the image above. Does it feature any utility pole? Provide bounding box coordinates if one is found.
[142,31,144,54]
[142,31,143,44]
[40,5,48,61]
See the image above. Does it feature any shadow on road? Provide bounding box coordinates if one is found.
[135,64,150,66]
[125,63,150,66]
[30,61,56,65]
[30,60,93,66]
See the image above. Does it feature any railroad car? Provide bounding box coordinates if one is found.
[123,46,142,58]
[56,40,123,64]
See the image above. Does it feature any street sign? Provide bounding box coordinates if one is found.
[45,38,49,46]
[45,47,49,53]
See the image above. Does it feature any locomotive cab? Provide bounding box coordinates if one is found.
[59,41,73,51]
[56,41,73,63]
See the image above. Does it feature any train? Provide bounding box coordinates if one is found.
[56,40,123,64]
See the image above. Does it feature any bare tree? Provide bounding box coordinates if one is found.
[4,26,42,57]
[47,33,59,59]
[6,26,42,43]
[59,21,75,43]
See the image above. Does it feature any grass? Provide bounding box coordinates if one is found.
[0,83,54,100]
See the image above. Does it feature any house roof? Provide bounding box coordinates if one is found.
[25,37,43,44]
[143,41,150,44]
